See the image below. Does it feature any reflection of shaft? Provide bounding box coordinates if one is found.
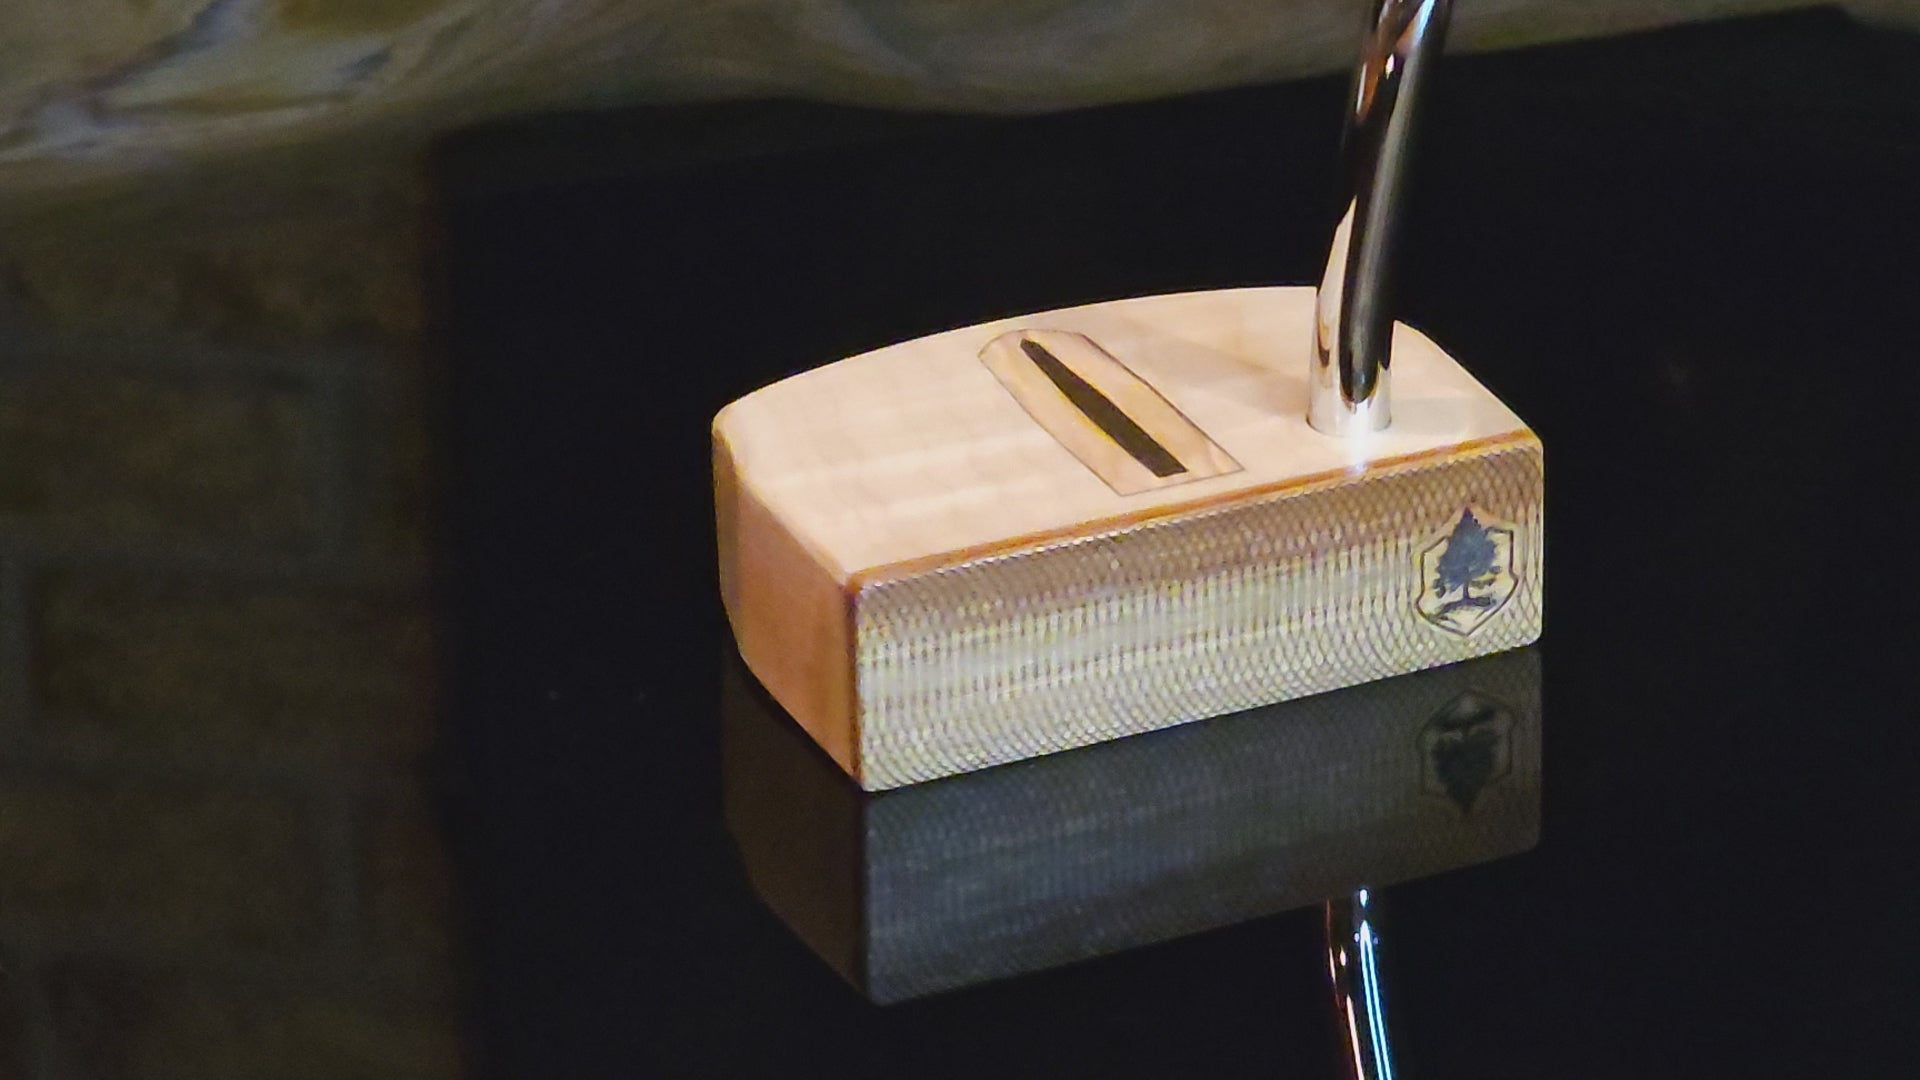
[1310,0,1453,436]
[1325,888,1397,1080]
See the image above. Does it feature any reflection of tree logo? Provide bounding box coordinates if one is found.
[1416,508,1517,635]
[1418,691,1515,815]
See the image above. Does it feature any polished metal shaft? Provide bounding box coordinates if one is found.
[1309,0,1453,436]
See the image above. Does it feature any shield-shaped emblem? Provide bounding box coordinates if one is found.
[1416,507,1517,635]
[1417,690,1516,815]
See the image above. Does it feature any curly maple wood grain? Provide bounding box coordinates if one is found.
[715,286,1543,790]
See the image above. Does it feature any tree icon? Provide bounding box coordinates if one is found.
[1431,509,1501,617]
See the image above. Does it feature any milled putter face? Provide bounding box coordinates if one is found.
[714,288,1541,789]
[711,0,1538,790]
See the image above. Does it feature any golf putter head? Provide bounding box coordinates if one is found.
[713,0,1540,791]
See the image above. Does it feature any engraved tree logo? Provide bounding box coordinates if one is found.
[1416,508,1517,635]
[1433,510,1499,613]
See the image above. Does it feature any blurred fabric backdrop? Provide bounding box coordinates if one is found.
[2,0,1915,194]
[0,0,1912,195]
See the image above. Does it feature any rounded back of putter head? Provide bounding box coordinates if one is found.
[712,0,1539,791]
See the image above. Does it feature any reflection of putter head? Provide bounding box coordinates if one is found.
[712,0,1539,790]
[721,645,1541,1004]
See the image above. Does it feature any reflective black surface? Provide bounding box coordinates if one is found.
[437,12,1920,1078]
[725,647,1539,1006]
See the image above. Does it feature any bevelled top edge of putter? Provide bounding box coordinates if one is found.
[714,285,1527,582]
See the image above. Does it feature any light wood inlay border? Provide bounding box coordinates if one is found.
[979,329,1240,496]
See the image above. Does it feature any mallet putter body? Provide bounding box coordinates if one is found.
[713,0,1540,790]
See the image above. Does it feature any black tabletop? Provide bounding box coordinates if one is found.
[434,11,1920,1077]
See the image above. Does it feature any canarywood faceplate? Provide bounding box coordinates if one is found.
[714,286,1543,790]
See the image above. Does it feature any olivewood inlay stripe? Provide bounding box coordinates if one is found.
[1017,338,1187,478]
[979,329,1241,496]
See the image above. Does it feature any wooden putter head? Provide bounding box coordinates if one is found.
[713,0,1540,791]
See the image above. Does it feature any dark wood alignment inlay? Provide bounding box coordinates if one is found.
[1018,338,1187,478]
